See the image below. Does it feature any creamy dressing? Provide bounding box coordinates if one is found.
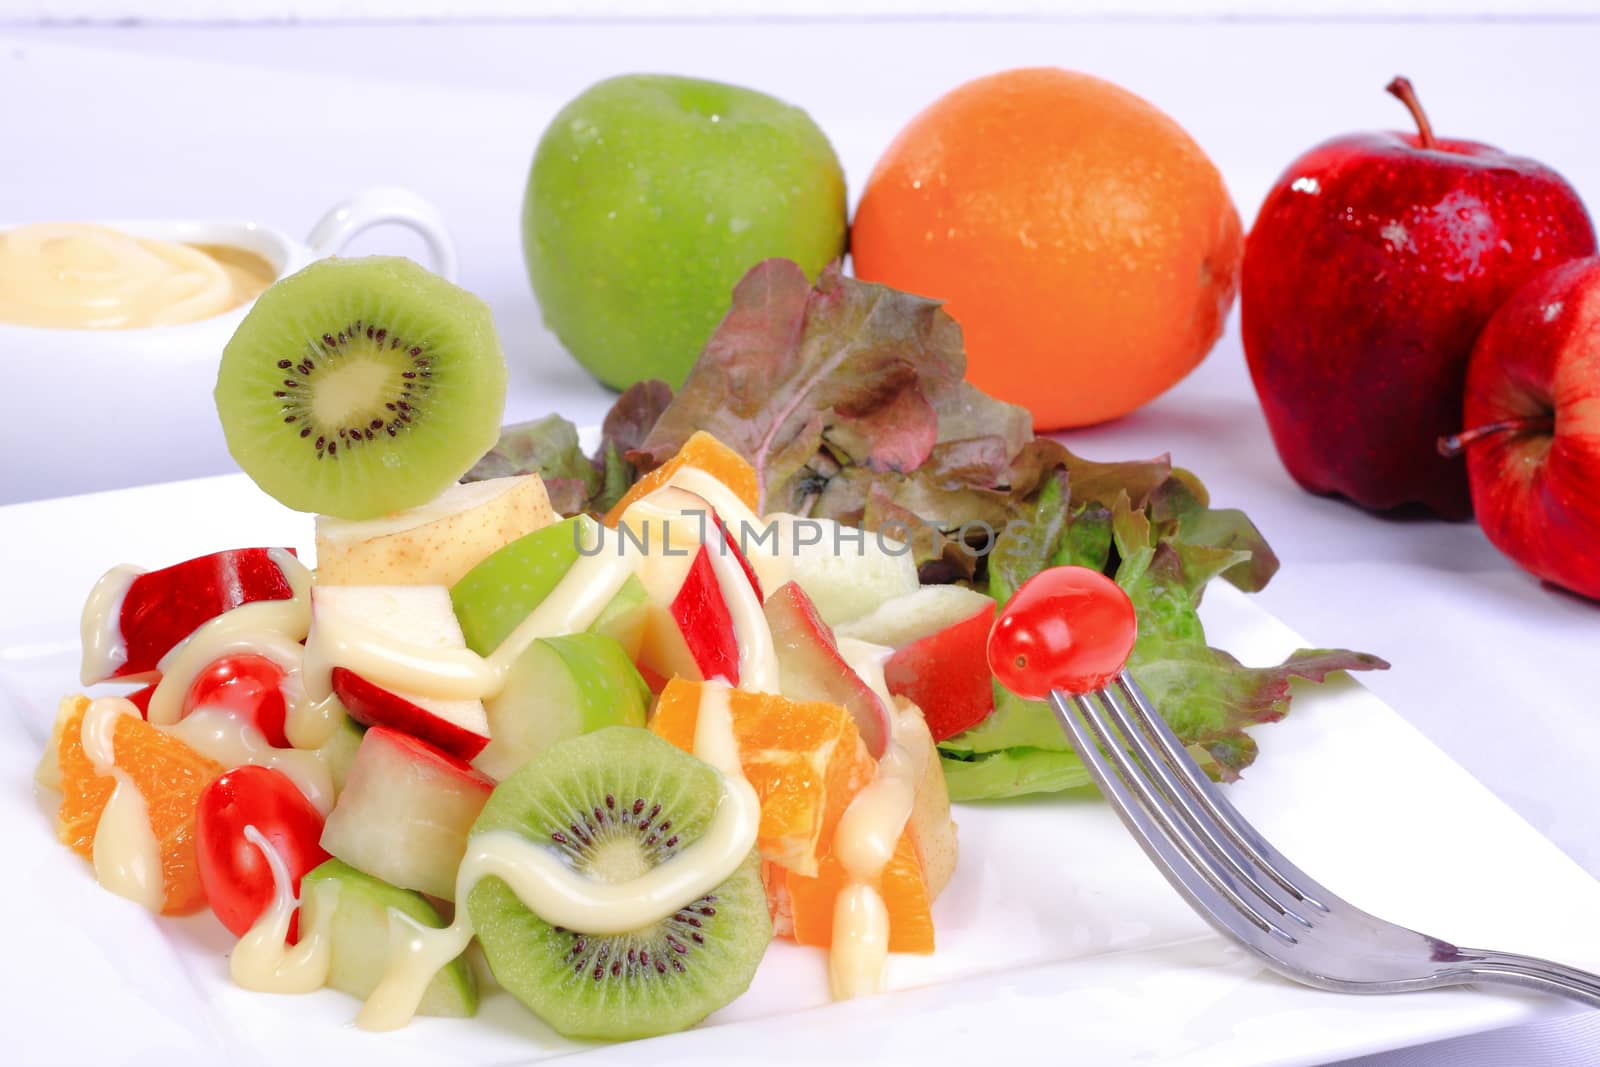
[0,223,274,330]
[79,564,143,684]
[229,825,339,994]
[825,690,929,1000]
[704,524,780,695]
[147,550,328,735]
[167,707,337,815]
[356,680,761,1031]
[81,696,165,912]
[301,533,634,706]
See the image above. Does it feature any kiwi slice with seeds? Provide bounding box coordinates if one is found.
[214,256,507,520]
[468,727,771,1040]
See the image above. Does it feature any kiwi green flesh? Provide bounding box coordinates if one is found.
[467,727,772,1040]
[214,256,507,520]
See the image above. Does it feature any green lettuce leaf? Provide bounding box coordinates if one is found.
[462,413,597,515]
[463,380,675,517]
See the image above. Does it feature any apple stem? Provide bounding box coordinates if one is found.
[1438,414,1555,457]
[1386,76,1437,149]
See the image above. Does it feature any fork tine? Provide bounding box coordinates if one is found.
[1113,671,1330,912]
[1049,690,1300,944]
[1092,682,1314,927]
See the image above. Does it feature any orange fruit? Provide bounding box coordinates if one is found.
[852,67,1242,430]
[650,679,872,877]
[55,695,224,915]
[778,829,934,954]
[605,430,759,526]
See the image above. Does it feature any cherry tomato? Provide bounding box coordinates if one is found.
[182,654,290,747]
[988,566,1137,699]
[196,766,328,941]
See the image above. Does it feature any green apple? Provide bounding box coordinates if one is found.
[299,858,477,1017]
[451,515,597,654]
[523,74,847,389]
[473,633,651,781]
[451,514,650,660]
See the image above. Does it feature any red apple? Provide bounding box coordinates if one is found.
[838,585,997,741]
[763,580,890,757]
[667,545,743,685]
[1242,77,1596,517]
[1440,256,1600,599]
[96,548,299,683]
[318,725,494,901]
[330,668,489,761]
[309,586,491,760]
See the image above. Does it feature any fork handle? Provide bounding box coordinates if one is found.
[1450,948,1600,1007]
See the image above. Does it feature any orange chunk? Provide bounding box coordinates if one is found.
[651,678,872,877]
[780,829,936,954]
[55,695,224,915]
[604,430,759,527]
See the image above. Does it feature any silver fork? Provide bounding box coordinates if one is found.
[1050,668,1600,1005]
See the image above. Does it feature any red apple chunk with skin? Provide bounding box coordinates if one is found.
[95,547,298,683]
[319,726,493,901]
[838,585,997,742]
[1241,77,1596,518]
[1441,256,1600,600]
[764,580,889,757]
[310,585,490,760]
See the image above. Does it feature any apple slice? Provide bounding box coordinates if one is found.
[763,580,889,757]
[837,585,997,741]
[318,725,493,901]
[87,548,298,684]
[310,586,490,760]
[450,515,596,655]
[473,633,651,781]
[762,514,919,626]
[299,858,477,1017]
[315,475,557,587]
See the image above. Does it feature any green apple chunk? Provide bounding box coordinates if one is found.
[451,515,597,654]
[523,73,848,389]
[473,633,651,781]
[298,858,477,1017]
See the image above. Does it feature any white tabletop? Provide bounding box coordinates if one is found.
[3,17,1599,1065]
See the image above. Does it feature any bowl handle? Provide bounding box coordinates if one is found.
[305,187,459,280]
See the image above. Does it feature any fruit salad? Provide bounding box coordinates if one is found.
[36,254,1377,1043]
[36,256,963,1041]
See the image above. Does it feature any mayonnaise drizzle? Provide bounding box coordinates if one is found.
[355,679,760,1032]
[705,522,780,695]
[822,641,928,1000]
[143,550,333,745]
[79,564,143,684]
[167,707,337,815]
[301,529,634,707]
[229,825,339,994]
[81,696,165,912]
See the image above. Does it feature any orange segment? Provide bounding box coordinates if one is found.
[605,430,759,526]
[779,829,935,954]
[651,678,872,877]
[55,695,224,915]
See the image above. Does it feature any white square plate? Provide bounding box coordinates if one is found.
[3,474,1597,1066]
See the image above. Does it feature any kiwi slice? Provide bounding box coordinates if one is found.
[214,256,507,520]
[468,727,770,1040]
